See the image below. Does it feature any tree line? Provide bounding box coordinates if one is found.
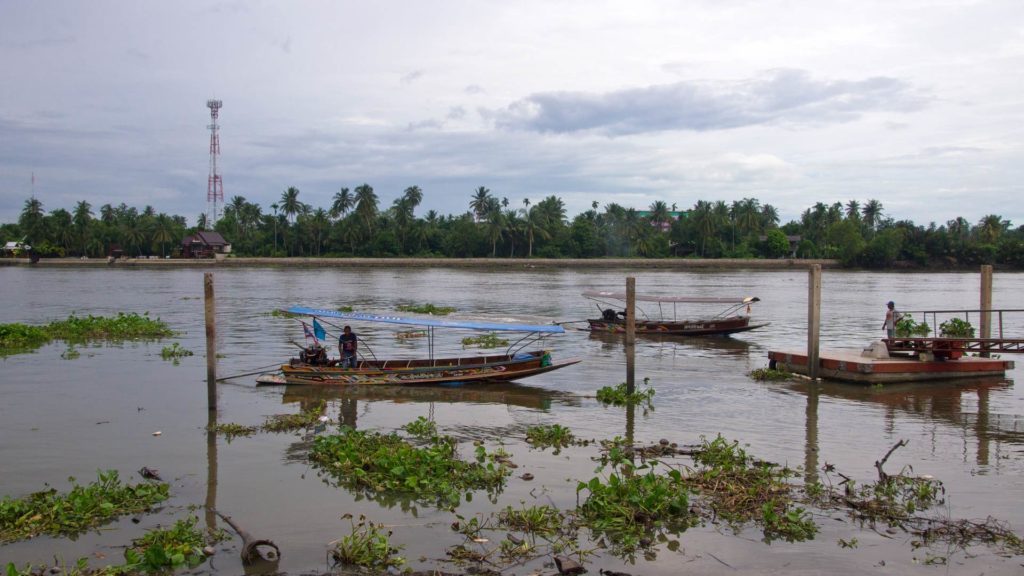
[3,186,1022,268]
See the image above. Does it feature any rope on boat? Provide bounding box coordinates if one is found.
[215,362,284,382]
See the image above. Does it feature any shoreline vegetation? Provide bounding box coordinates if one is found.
[2,256,840,269]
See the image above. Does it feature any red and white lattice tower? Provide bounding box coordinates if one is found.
[206,99,224,226]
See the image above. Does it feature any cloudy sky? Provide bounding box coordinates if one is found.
[2,0,1022,228]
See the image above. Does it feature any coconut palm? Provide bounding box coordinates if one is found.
[470,187,492,222]
[353,183,379,232]
[862,199,883,231]
[760,204,780,229]
[845,200,861,221]
[691,200,716,256]
[330,187,353,220]
[648,200,671,230]
[485,209,505,257]
[151,214,175,257]
[976,214,1008,244]
[521,205,551,257]
[72,200,93,256]
[279,187,302,224]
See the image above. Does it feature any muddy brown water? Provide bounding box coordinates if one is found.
[2,266,1023,574]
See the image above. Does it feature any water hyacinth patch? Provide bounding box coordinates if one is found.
[0,470,169,543]
[310,426,510,508]
[0,313,173,357]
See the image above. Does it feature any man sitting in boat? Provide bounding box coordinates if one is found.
[339,325,358,368]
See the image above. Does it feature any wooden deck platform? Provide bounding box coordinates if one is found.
[768,348,1015,384]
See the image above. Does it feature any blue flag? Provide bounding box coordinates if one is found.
[313,318,327,341]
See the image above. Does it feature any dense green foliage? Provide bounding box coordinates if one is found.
[6,191,1022,268]
[0,471,169,543]
[122,515,221,571]
[0,313,173,356]
[310,426,511,508]
[331,515,405,570]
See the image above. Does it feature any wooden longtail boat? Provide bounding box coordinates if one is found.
[582,291,769,337]
[264,307,580,386]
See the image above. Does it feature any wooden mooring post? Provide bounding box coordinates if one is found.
[204,272,217,411]
[625,277,636,395]
[807,264,821,380]
[980,265,992,357]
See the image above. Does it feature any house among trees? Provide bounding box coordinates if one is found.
[181,231,231,258]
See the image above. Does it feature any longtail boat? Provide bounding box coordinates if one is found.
[581,291,768,337]
[262,306,581,386]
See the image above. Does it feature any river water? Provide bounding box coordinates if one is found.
[1,266,1022,574]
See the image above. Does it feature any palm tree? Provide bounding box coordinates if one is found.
[760,204,780,229]
[330,187,353,220]
[485,209,505,256]
[735,197,761,239]
[649,200,671,231]
[353,183,379,233]
[862,199,883,231]
[469,187,492,222]
[521,205,551,257]
[691,200,716,256]
[19,197,45,243]
[279,187,302,224]
[845,200,861,221]
[503,209,521,256]
[151,214,175,257]
[72,200,93,256]
[309,208,330,256]
[977,214,1008,244]
[196,212,209,231]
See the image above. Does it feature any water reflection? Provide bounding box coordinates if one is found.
[778,378,1021,468]
[280,381,582,419]
[587,330,755,357]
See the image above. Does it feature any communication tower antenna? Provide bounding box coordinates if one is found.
[206,99,224,226]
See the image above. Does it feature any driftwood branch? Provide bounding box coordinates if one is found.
[213,509,281,565]
[874,439,909,482]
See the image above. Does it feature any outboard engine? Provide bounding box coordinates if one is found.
[602,308,617,321]
[299,344,328,365]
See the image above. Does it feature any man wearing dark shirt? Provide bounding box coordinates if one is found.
[339,325,358,368]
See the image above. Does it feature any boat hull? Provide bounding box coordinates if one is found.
[586,315,766,336]
[277,349,581,386]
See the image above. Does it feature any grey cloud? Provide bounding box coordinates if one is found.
[447,106,466,120]
[401,70,424,85]
[493,69,928,135]
[464,84,484,95]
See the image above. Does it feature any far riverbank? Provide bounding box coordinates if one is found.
[0,256,837,269]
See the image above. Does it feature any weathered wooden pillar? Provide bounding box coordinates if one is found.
[807,264,821,380]
[980,265,992,338]
[204,272,217,410]
[625,277,636,347]
[980,265,992,357]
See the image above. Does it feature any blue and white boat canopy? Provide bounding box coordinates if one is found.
[287,307,565,334]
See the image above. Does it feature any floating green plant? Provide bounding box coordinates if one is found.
[687,435,815,543]
[0,470,169,543]
[337,305,354,312]
[262,400,327,433]
[159,343,193,361]
[331,514,405,571]
[596,380,655,408]
[576,457,693,554]
[207,422,260,441]
[461,333,508,348]
[402,416,438,440]
[310,426,510,508]
[0,313,172,357]
[123,515,225,572]
[269,309,300,318]
[748,367,792,381]
[525,424,577,454]
[396,303,456,315]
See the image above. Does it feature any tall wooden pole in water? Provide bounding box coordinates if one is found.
[625,277,636,347]
[625,277,636,395]
[807,264,821,380]
[204,272,217,410]
[980,265,992,357]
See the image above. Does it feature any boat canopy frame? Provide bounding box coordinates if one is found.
[287,306,563,360]
[581,291,760,322]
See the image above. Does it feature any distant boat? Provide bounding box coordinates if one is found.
[261,307,581,386]
[581,291,769,337]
